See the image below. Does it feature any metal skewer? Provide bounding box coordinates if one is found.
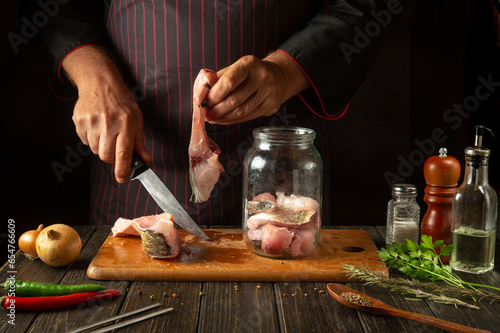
[66,303,172,333]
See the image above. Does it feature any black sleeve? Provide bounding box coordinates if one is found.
[277,0,408,118]
[19,0,110,82]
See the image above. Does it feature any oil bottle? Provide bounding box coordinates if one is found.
[450,126,497,274]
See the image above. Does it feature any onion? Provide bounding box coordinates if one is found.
[19,224,45,259]
[36,224,82,267]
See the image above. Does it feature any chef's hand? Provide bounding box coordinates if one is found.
[205,51,310,125]
[62,45,151,183]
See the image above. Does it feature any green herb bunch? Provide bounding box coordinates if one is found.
[377,235,500,292]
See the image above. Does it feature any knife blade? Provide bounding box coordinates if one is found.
[130,153,210,240]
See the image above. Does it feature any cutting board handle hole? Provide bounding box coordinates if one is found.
[340,246,365,253]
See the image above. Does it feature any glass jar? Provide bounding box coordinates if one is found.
[385,184,420,244]
[242,127,322,258]
[450,146,497,274]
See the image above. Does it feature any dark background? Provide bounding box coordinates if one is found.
[2,0,499,265]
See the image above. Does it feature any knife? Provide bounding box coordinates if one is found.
[130,152,210,240]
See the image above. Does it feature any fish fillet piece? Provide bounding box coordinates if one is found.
[111,213,183,258]
[112,217,140,237]
[247,207,316,230]
[189,69,225,203]
[276,192,319,213]
[246,193,320,257]
[289,226,318,257]
[247,223,318,258]
[253,192,277,203]
[247,192,277,214]
[261,224,294,255]
[247,201,276,215]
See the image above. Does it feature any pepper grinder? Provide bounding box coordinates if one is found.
[421,147,461,262]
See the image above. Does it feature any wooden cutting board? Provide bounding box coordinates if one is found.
[87,229,387,282]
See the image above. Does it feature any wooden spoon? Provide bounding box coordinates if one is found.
[327,283,489,333]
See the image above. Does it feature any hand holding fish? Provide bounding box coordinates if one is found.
[205,51,310,125]
[62,45,151,183]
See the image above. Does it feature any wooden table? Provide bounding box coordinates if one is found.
[1,226,499,332]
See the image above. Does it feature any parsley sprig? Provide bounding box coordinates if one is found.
[377,235,500,292]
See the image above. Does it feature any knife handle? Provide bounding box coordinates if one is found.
[130,152,149,180]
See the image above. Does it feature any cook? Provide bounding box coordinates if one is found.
[21,0,400,226]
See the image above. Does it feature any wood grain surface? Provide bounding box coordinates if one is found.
[87,229,387,282]
[2,226,498,333]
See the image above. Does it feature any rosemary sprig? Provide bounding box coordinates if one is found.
[345,264,500,302]
[342,264,500,309]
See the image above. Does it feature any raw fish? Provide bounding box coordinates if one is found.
[189,69,225,203]
[246,193,320,257]
[247,201,276,215]
[111,213,183,258]
[112,217,140,237]
[247,192,277,214]
[247,207,316,230]
[289,225,318,257]
[261,224,294,255]
[276,192,319,213]
[252,192,277,203]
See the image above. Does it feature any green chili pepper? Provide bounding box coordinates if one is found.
[2,279,106,296]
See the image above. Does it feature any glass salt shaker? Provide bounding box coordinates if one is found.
[450,125,497,274]
[242,127,322,259]
[386,183,420,244]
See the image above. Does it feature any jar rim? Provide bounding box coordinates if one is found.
[252,126,316,143]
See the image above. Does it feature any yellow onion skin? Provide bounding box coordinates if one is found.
[36,224,82,267]
[19,224,44,258]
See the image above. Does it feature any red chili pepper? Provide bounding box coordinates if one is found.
[1,290,120,311]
